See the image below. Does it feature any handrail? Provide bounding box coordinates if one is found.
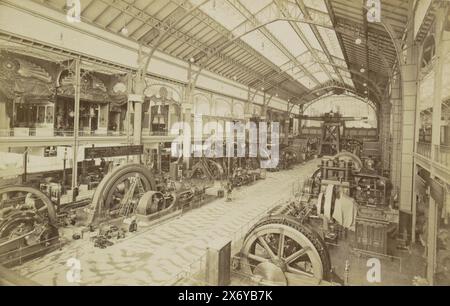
[416,141,432,159]
[0,129,178,138]
[434,144,450,168]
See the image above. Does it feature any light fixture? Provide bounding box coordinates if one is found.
[233,75,237,81]
[360,67,365,73]
[275,93,278,97]
[261,87,264,91]
[355,37,362,45]
[120,27,129,36]
[121,14,129,36]
[189,57,195,63]
[364,90,368,94]
[363,83,367,87]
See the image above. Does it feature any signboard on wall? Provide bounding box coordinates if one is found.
[85,145,143,159]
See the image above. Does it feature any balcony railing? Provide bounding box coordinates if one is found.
[142,130,169,137]
[0,128,177,138]
[0,128,132,137]
[416,142,432,159]
[435,145,450,168]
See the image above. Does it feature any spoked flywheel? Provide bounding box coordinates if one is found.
[88,164,156,225]
[240,215,331,285]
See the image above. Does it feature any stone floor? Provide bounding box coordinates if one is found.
[13,160,320,285]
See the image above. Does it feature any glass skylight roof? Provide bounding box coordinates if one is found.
[318,28,345,59]
[308,63,322,74]
[298,76,316,89]
[303,0,328,13]
[296,51,314,65]
[266,21,308,57]
[192,0,245,31]
[343,77,355,88]
[192,0,353,91]
[314,71,331,83]
[339,68,352,79]
[297,23,323,50]
[314,49,329,63]
[240,31,289,66]
[239,0,272,14]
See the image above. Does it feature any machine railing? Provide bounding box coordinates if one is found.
[434,145,450,168]
[416,142,432,159]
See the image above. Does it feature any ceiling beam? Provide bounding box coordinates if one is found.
[295,0,345,84]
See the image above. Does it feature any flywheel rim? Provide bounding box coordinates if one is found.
[89,164,156,225]
[241,223,325,281]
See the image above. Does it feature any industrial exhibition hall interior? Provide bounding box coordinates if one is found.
[0,0,449,287]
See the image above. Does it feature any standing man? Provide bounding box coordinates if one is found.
[226,178,233,202]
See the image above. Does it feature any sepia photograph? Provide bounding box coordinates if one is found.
[0,0,449,291]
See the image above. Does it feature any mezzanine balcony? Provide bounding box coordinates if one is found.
[0,128,175,148]
[434,144,450,169]
[416,141,432,159]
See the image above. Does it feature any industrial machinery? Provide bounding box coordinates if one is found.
[279,146,302,170]
[0,163,210,267]
[310,152,390,207]
[237,151,395,284]
[238,203,333,285]
[189,157,224,181]
[230,168,261,188]
[86,163,206,226]
[0,186,59,267]
[299,111,368,156]
[342,138,363,157]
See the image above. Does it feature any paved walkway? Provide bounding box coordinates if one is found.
[13,160,319,285]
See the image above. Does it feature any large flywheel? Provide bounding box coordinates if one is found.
[332,151,362,172]
[240,215,331,285]
[0,186,59,265]
[87,164,157,225]
[189,158,224,180]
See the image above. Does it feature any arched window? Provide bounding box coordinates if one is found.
[194,94,211,116]
[215,99,232,117]
[233,102,244,119]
